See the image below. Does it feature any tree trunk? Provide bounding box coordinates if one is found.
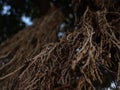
[0,7,64,89]
[0,0,120,90]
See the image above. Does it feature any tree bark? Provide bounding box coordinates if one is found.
[0,0,120,90]
[0,8,64,89]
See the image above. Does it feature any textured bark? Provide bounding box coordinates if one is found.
[0,0,120,90]
[11,8,119,90]
[0,8,64,89]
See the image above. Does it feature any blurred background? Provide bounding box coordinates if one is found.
[0,0,74,43]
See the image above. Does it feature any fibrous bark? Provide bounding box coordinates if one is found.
[9,7,119,90]
[0,8,64,89]
[0,0,120,90]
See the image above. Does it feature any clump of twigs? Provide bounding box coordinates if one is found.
[0,0,120,90]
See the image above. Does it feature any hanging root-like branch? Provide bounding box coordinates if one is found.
[0,0,120,90]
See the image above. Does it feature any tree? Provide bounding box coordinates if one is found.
[0,0,120,90]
